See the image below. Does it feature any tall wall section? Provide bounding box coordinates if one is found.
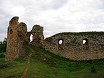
[31,25,44,47]
[5,17,27,61]
[44,32,104,60]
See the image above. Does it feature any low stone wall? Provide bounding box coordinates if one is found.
[44,32,104,60]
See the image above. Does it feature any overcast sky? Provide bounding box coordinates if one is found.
[0,0,104,41]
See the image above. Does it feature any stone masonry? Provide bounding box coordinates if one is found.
[6,16,44,61]
[6,16,104,61]
[6,16,19,61]
[45,32,104,60]
[31,25,44,47]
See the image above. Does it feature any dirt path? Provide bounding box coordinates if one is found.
[20,46,33,78]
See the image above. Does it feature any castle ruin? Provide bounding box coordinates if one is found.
[6,16,104,61]
[5,16,44,61]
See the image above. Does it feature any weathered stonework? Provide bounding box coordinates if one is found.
[6,16,104,61]
[6,16,20,61]
[18,22,27,56]
[6,17,44,61]
[31,25,44,47]
[26,32,31,43]
[45,32,104,60]
[6,17,27,61]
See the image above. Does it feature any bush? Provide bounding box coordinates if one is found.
[0,53,5,58]
[0,38,7,53]
[91,65,97,74]
[0,63,9,69]
[83,72,104,78]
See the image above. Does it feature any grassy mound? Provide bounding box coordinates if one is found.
[0,45,104,78]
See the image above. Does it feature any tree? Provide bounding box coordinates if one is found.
[0,38,7,53]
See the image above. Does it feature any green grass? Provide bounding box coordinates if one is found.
[0,57,25,78]
[0,45,104,78]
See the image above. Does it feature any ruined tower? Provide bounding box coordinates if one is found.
[5,16,27,61]
[5,16,19,61]
[31,25,44,47]
[18,22,27,56]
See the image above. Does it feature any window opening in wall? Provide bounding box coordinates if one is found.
[58,39,64,50]
[83,39,88,45]
[58,39,63,45]
[10,29,13,34]
[83,38,89,50]
[83,40,86,44]
[30,34,33,42]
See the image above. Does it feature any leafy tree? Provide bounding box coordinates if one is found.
[0,38,7,53]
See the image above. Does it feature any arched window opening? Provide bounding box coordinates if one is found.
[59,39,63,45]
[10,29,13,34]
[83,40,86,44]
[83,38,89,50]
[83,39,88,45]
[58,39,64,50]
[30,34,33,42]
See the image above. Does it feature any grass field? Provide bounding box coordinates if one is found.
[0,45,104,78]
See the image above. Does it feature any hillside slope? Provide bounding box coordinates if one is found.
[0,45,104,78]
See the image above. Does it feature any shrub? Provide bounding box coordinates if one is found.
[0,38,7,53]
[91,65,97,74]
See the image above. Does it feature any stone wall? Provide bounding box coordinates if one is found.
[5,17,27,61]
[6,16,104,61]
[31,25,44,47]
[6,16,20,61]
[18,22,27,56]
[45,32,104,60]
[6,17,44,61]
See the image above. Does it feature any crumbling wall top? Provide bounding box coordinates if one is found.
[9,16,19,26]
[19,22,27,27]
[31,25,43,33]
[48,32,104,38]
[18,22,27,32]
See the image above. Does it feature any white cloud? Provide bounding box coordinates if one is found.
[0,0,104,41]
[10,6,25,16]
